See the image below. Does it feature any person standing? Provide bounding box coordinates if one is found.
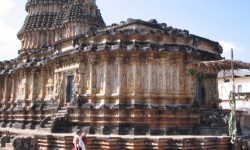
[81,129,88,150]
[72,129,83,150]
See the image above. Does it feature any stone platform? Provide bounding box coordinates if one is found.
[0,128,233,150]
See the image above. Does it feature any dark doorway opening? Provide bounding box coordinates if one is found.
[66,75,74,103]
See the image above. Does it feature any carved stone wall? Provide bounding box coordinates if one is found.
[0,2,226,142]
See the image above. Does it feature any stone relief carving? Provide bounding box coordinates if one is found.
[73,71,80,96]
[100,73,104,90]
[55,73,63,100]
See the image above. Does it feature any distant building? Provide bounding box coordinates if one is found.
[218,70,250,111]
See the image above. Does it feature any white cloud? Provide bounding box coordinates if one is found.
[219,40,244,52]
[219,40,245,60]
[0,19,19,61]
[0,0,14,16]
[0,0,19,61]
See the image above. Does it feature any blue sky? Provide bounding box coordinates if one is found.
[0,0,249,62]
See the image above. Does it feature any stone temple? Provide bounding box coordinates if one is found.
[0,0,247,149]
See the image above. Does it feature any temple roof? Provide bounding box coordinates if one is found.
[62,2,88,23]
[18,0,105,37]
[20,13,56,31]
[25,0,69,12]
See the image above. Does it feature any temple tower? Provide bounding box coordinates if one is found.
[17,0,105,53]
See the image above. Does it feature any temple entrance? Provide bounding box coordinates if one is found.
[66,75,74,103]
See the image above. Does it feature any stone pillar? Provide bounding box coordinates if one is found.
[177,53,186,95]
[99,53,109,95]
[3,76,11,105]
[174,52,187,105]
[87,53,96,95]
[131,52,139,95]
[27,70,36,101]
[38,69,46,100]
[44,66,54,101]
[24,71,30,105]
[116,52,125,94]
[10,75,16,103]
[159,56,167,95]
[78,61,88,95]
[146,52,154,95]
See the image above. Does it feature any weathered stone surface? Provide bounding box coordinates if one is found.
[0,0,247,149]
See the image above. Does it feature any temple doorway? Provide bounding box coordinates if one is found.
[66,75,74,103]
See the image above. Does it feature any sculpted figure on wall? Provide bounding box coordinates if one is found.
[74,70,80,96]
[100,73,104,91]
[55,73,63,99]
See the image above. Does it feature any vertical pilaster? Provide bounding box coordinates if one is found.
[28,70,35,101]
[24,71,30,105]
[131,52,139,95]
[3,75,11,105]
[87,53,96,95]
[146,52,154,95]
[10,75,16,103]
[99,52,109,95]
[116,52,125,94]
[38,69,46,100]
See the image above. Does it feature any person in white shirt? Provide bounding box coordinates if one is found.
[73,129,85,150]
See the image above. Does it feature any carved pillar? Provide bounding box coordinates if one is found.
[87,53,96,95]
[99,53,109,95]
[10,75,16,103]
[186,54,196,97]
[24,71,30,105]
[3,75,11,105]
[116,52,125,94]
[131,52,139,95]
[27,70,36,101]
[38,69,46,100]
[159,54,168,94]
[177,52,186,95]
[146,53,154,95]
[44,67,54,101]
[78,61,88,94]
